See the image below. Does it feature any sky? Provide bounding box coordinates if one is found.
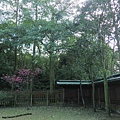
[70,0,87,3]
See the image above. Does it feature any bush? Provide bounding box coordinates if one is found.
[0,91,14,106]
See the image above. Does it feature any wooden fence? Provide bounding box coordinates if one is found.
[0,90,64,107]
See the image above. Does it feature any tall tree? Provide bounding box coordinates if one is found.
[72,0,116,114]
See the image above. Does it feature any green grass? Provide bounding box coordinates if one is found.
[0,106,120,120]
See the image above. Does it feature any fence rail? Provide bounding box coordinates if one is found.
[0,90,63,107]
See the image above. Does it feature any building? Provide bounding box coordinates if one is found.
[57,74,120,108]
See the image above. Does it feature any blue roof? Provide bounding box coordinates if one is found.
[57,74,120,85]
[57,80,91,85]
[94,75,120,84]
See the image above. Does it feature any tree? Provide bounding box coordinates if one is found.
[1,68,41,91]
[73,0,117,115]
[0,1,118,112]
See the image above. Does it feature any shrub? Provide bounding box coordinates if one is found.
[0,91,14,106]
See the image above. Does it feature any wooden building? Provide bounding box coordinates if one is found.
[95,74,120,108]
[57,74,120,108]
[57,80,92,106]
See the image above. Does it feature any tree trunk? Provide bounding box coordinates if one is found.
[89,66,96,112]
[92,79,96,112]
[31,0,38,94]
[103,65,110,115]
[80,80,85,107]
[14,46,17,71]
[32,1,38,70]
[113,5,120,72]
[32,41,36,70]
[110,45,115,74]
[100,23,110,115]
[90,73,96,112]
[14,0,19,71]
[49,54,55,92]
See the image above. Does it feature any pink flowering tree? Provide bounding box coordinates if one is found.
[1,68,41,91]
[17,69,31,91]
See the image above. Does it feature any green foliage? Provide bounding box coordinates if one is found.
[0,91,13,100]
[0,0,119,92]
[0,91,14,106]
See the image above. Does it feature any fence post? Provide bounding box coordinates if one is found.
[14,92,17,107]
[46,91,49,106]
[30,91,33,107]
[78,88,80,104]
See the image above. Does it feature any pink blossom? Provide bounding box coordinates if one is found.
[1,68,41,90]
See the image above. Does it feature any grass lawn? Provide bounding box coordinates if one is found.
[0,106,120,120]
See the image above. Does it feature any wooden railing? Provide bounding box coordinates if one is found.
[0,90,64,107]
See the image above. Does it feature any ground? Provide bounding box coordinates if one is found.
[0,106,120,120]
